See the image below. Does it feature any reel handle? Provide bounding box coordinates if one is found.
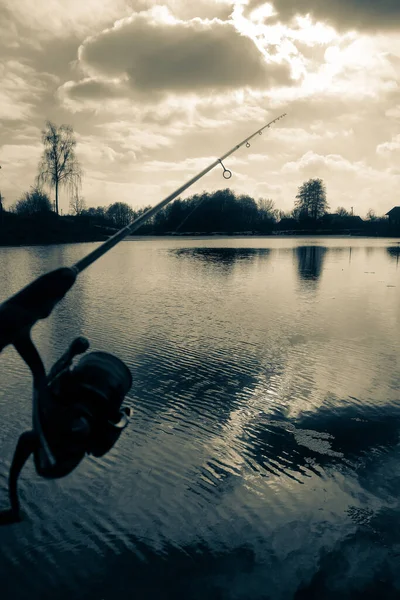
[48,337,90,381]
[0,267,77,353]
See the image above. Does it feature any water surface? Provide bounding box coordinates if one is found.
[0,237,399,599]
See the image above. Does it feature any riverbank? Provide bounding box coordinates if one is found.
[0,213,113,246]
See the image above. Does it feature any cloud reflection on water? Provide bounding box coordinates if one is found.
[0,239,400,599]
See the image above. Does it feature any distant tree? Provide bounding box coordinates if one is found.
[295,178,329,220]
[69,189,86,215]
[208,188,240,232]
[258,198,278,221]
[84,206,106,218]
[13,187,52,216]
[277,210,292,220]
[336,207,350,217]
[134,205,152,219]
[291,206,302,220]
[237,194,258,229]
[81,206,109,226]
[106,202,134,228]
[256,198,278,232]
[366,208,377,221]
[37,121,82,215]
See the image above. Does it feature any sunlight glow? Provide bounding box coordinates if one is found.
[249,2,276,22]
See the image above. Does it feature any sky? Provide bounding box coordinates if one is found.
[0,0,399,217]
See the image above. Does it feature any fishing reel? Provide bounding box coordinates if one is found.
[37,338,132,479]
[0,268,132,525]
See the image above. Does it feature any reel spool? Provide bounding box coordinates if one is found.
[0,335,132,525]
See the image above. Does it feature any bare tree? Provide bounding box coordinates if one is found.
[37,121,82,215]
[69,188,86,215]
[258,198,278,220]
[335,207,350,217]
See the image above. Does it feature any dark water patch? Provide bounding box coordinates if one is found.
[172,247,272,277]
[294,246,327,282]
[174,247,272,263]
[297,400,400,460]
[295,504,400,599]
[386,245,400,263]
[238,399,400,487]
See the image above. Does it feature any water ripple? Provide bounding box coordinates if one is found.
[0,239,400,599]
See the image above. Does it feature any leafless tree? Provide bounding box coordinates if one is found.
[69,188,86,215]
[258,198,278,219]
[37,121,82,215]
[335,207,350,217]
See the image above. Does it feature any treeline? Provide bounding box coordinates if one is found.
[0,188,280,243]
[74,187,392,236]
[0,178,397,246]
[78,190,278,234]
[74,187,399,236]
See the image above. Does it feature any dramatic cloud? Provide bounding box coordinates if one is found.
[0,0,399,218]
[70,7,291,97]
[245,0,400,32]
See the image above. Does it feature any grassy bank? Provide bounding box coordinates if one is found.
[0,213,114,246]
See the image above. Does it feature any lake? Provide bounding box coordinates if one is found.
[0,236,399,600]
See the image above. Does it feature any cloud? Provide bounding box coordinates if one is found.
[245,0,400,32]
[0,143,42,166]
[280,150,400,215]
[0,1,236,46]
[66,6,291,103]
[0,142,43,206]
[0,60,58,121]
[1,0,399,218]
[282,150,363,174]
[96,120,178,153]
[141,154,248,173]
[377,134,400,156]
[0,0,139,39]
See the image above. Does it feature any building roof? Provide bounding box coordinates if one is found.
[329,214,364,223]
[386,207,400,216]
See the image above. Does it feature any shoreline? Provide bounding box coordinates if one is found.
[1,231,400,248]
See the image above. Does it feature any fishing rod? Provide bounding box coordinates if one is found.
[0,112,286,525]
[73,112,286,273]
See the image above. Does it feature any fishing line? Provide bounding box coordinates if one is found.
[173,194,209,234]
[72,113,286,273]
[0,112,287,525]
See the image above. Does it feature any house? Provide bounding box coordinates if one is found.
[386,207,400,225]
